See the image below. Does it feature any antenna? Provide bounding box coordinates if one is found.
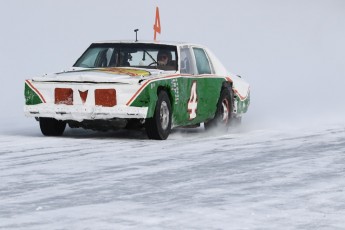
[134,29,139,42]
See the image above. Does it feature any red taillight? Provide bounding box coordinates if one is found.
[95,89,116,107]
[55,88,73,105]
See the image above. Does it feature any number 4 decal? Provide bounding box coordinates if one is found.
[188,81,198,120]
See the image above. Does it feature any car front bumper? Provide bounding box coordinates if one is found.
[24,104,148,121]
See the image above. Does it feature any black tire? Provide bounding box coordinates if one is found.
[39,118,66,136]
[145,90,172,140]
[204,87,233,132]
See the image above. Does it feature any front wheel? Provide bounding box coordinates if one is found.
[39,118,66,136]
[204,87,233,132]
[145,90,172,140]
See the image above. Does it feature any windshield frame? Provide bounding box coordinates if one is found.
[73,43,179,71]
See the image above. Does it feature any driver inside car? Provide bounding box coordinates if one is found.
[157,50,172,66]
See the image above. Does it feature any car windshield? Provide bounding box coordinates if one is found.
[74,43,178,71]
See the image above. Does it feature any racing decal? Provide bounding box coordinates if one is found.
[60,68,151,77]
[171,78,179,105]
[25,80,45,105]
[128,74,250,125]
[126,80,151,106]
[129,75,224,122]
[95,68,151,77]
[126,74,180,106]
[187,81,198,120]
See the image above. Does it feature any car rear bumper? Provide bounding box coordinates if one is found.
[24,104,148,121]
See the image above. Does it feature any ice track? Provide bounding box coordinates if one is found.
[1,124,345,229]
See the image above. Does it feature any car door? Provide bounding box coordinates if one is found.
[173,46,218,126]
[190,47,219,122]
[172,46,197,126]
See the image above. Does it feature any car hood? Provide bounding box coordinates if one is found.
[32,67,172,84]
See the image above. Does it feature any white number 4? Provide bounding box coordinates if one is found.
[188,81,198,120]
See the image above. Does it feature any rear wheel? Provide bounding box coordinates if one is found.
[204,87,233,132]
[145,90,172,140]
[39,118,66,136]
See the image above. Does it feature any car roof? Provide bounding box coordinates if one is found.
[92,40,204,48]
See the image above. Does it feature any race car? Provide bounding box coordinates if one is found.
[24,41,250,140]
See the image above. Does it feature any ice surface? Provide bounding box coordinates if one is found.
[1,123,345,229]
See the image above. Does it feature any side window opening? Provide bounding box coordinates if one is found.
[180,47,194,74]
[193,48,212,75]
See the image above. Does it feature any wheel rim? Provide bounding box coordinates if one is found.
[221,99,230,123]
[160,101,170,130]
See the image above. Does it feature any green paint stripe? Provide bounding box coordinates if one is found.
[25,81,43,105]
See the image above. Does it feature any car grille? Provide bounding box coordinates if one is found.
[54,88,116,107]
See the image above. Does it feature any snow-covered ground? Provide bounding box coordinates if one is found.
[1,122,345,229]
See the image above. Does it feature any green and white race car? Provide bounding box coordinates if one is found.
[24,41,250,139]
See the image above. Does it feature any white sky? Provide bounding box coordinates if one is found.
[0,0,344,130]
